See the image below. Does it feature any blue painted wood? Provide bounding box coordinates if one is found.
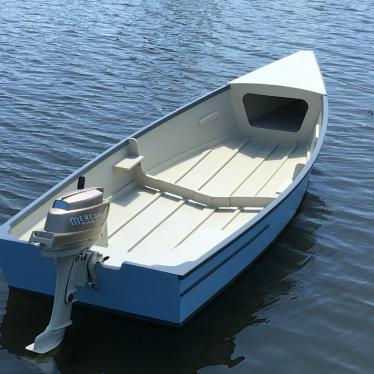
[0,240,55,295]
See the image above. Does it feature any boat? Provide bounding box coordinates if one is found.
[0,51,327,352]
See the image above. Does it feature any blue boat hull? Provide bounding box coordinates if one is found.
[0,55,328,324]
[0,170,310,325]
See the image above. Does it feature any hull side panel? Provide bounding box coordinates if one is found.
[0,241,55,295]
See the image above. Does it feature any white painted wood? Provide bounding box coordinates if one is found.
[176,136,245,190]
[109,194,182,251]
[233,144,297,196]
[230,51,326,95]
[134,205,215,255]
[155,148,212,183]
[113,155,144,171]
[258,144,307,197]
[107,187,159,237]
[223,209,259,232]
[200,139,267,195]
[198,111,220,127]
[276,179,293,194]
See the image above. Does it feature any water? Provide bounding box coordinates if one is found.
[0,0,373,372]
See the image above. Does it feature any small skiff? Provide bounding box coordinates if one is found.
[0,51,327,342]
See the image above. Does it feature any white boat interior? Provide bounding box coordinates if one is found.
[9,51,325,274]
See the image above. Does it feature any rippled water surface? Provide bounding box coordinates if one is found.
[1,0,374,373]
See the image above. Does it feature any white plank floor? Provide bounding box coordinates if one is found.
[107,135,306,255]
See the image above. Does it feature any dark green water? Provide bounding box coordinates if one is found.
[1,1,374,373]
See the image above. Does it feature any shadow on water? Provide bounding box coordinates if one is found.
[0,190,329,374]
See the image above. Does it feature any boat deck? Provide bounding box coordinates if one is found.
[105,136,306,258]
[19,135,307,266]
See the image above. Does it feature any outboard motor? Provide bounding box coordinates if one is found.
[26,187,110,354]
